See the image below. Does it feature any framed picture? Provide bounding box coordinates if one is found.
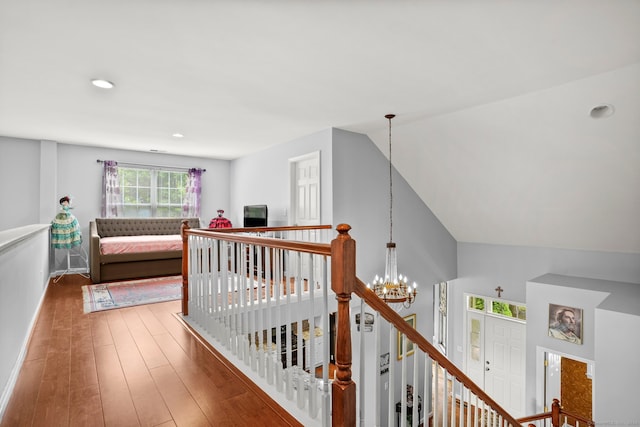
[397,314,416,360]
[379,352,390,375]
[356,312,374,332]
[548,304,583,345]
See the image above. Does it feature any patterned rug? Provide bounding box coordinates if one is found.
[82,275,182,313]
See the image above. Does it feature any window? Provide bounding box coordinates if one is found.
[433,282,448,353]
[120,167,188,217]
[468,296,485,311]
[470,318,481,361]
[466,294,527,322]
[490,301,527,321]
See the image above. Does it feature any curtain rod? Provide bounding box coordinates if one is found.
[96,159,206,172]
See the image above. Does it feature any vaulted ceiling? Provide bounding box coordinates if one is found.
[1,1,638,253]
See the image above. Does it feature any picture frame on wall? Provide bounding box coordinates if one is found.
[548,303,583,345]
[379,352,390,375]
[397,314,416,360]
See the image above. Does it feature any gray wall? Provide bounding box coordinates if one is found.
[525,276,609,414]
[527,274,640,425]
[0,137,231,270]
[453,243,640,421]
[0,226,50,416]
[229,128,333,227]
[0,137,42,229]
[332,128,458,317]
[595,309,640,426]
[56,143,231,235]
[331,128,457,425]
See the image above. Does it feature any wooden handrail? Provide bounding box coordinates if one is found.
[202,224,333,233]
[352,277,522,427]
[517,399,595,427]
[185,227,332,255]
[180,221,332,320]
[517,411,552,424]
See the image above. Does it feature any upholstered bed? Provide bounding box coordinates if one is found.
[89,217,200,283]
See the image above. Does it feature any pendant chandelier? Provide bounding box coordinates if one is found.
[369,114,417,309]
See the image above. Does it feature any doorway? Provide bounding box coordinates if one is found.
[542,350,593,424]
[465,295,527,418]
[289,151,320,226]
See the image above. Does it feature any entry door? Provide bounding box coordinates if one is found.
[484,316,526,418]
[290,152,320,226]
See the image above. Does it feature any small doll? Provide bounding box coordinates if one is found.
[209,209,233,228]
[51,196,83,248]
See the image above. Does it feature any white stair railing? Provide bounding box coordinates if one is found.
[181,224,532,427]
[181,227,335,427]
[352,279,524,427]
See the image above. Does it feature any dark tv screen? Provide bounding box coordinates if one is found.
[243,205,268,227]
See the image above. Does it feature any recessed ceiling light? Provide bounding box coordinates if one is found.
[590,104,614,119]
[172,133,184,138]
[91,79,115,89]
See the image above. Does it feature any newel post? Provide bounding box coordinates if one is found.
[551,398,561,427]
[181,220,190,316]
[331,224,357,427]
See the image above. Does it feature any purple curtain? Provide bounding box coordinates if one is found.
[101,160,123,217]
[182,168,203,217]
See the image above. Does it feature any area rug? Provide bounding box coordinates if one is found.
[82,275,182,313]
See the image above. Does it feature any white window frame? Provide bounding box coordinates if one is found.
[119,166,188,217]
[433,281,448,354]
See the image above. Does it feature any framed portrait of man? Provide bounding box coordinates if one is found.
[548,304,583,345]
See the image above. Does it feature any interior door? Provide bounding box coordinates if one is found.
[290,152,320,226]
[561,357,593,425]
[484,316,526,418]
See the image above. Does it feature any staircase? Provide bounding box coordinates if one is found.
[179,221,594,427]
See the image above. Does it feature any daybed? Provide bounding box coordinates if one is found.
[89,217,200,283]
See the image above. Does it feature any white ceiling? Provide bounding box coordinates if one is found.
[1,1,639,254]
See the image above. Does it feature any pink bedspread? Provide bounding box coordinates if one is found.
[100,235,182,255]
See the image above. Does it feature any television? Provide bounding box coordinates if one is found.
[243,205,268,227]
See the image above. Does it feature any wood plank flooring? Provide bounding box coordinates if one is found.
[1,274,302,427]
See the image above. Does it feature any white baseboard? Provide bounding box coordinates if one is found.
[0,277,50,422]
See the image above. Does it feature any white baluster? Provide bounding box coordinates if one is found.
[450,376,456,427]
[388,325,395,427]
[423,355,431,427]
[434,362,440,427]
[320,256,330,427]
[412,343,419,427]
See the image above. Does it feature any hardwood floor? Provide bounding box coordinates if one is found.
[1,274,302,427]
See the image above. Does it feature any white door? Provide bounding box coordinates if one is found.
[466,311,485,388]
[290,152,320,226]
[484,316,526,418]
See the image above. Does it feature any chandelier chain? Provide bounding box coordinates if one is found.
[387,114,394,244]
